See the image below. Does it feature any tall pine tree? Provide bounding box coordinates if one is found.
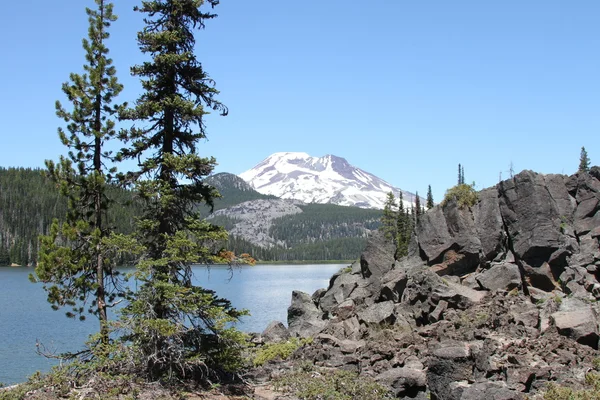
[426,185,434,209]
[34,0,126,344]
[118,0,248,381]
[379,191,397,242]
[579,146,590,173]
[396,191,409,259]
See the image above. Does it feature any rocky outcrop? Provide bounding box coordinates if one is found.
[278,169,600,399]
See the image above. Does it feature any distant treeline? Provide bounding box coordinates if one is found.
[0,168,379,265]
[0,167,138,266]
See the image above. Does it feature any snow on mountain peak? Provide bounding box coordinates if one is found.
[239,153,416,209]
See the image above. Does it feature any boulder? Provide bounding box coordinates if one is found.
[417,202,482,274]
[375,367,427,398]
[359,231,395,280]
[476,262,521,291]
[319,273,361,315]
[498,171,572,267]
[473,187,506,261]
[551,300,599,349]
[357,300,395,325]
[287,290,326,337]
[261,321,290,343]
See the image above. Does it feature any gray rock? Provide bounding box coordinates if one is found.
[357,300,395,325]
[459,381,524,400]
[498,171,572,267]
[417,202,482,275]
[473,187,506,261]
[287,290,326,337]
[552,304,599,349]
[261,321,290,343]
[360,231,396,280]
[476,262,522,291]
[375,367,427,397]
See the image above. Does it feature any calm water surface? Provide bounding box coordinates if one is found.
[0,263,344,385]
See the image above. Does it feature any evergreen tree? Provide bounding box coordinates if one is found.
[119,0,248,381]
[396,191,409,259]
[579,146,590,173]
[458,163,462,185]
[34,0,126,343]
[426,185,434,209]
[415,191,421,216]
[461,165,465,184]
[379,192,397,242]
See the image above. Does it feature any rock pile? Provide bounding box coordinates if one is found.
[259,168,600,399]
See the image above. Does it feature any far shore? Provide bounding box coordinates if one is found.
[1,260,355,269]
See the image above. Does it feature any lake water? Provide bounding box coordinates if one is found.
[0,263,344,385]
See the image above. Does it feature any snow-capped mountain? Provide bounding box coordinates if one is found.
[239,152,418,209]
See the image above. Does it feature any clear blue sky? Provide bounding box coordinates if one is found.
[1,0,599,202]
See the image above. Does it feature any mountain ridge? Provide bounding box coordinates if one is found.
[239,152,419,209]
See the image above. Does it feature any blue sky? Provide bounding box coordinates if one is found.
[1,1,598,202]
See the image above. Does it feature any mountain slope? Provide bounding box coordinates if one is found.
[204,172,277,211]
[239,152,417,209]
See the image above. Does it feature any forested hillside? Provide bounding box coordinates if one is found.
[211,200,381,261]
[204,172,277,211]
[0,167,138,265]
[0,169,379,264]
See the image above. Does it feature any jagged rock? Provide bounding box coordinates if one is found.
[357,300,395,325]
[333,298,355,320]
[509,303,539,328]
[499,171,574,268]
[476,262,521,291]
[521,261,558,292]
[417,202,482,274]
[319,273,361,315]
[378,268,408,302]
[261,321,290,343]
[431,280,486,310]
[375,367,427,397]
[287,290,325,337]
[457,381,524,400]
[428,300,448,323]
[359,231,395,280]
[551,299,599,349]
[473,187,506,261]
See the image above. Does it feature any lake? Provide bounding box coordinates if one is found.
[0,263,345,385]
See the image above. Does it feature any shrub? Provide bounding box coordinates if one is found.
[252,338,310,367]
[274,368,391,400]
[442,183,478,208]
[542,372,600,399]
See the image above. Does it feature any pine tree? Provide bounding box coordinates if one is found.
[458,163,462,185]
[118,0,248,381]
[579,146,590,173]
[34,0,126,344]
[461,165,465,184]
[395,191,409,259]
[426,185,434,209]
[415,191,421,216]
[379,191,397,242]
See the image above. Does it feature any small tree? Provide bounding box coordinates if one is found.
[379,192,397,242]
[426,185,434,209]
[396,191,409,259]
[34,0,126,344]
[415,191,421,216]
[118,0,249,381]
[579,146,590,173]
[458,163,462,185]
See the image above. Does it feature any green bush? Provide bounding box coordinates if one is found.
[543,372,600,399]
[274,368,391,400]
[252,338,310,367]
[442,183,478,208]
